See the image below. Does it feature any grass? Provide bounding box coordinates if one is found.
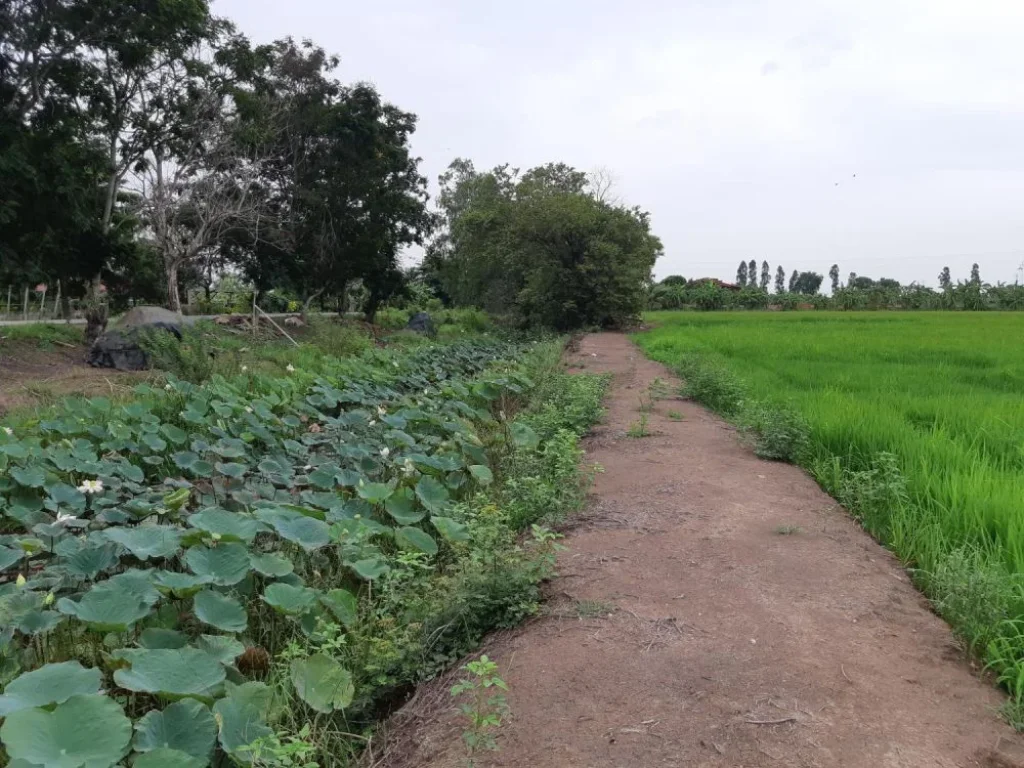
[635,311,1024,724]
[0,322,84,348]
[574,599,614,618]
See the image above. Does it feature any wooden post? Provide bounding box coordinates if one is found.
[38,286,47,318]
[251,293,257,337]
[5,286,10,318]
[255,303,299,347]
[23,286,29,321]
[53,281,62,319]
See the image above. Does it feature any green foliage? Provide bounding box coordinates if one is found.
[138,325,216,382]
[451,655,509,764]
[428,159,662,330]
[0,334,607,765]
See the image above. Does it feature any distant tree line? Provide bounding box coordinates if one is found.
[649,261,1024,311]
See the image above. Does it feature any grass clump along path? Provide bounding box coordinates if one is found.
[636,311,1024,724]
[0,333,606,766]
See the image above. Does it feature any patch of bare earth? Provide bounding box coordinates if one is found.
[0,341,151,416]
[372,332,1024,768]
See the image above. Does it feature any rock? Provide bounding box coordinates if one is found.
[283,315,305,327]
[89,306,183,371]
[115,305,183,329]
[406,312,436,337]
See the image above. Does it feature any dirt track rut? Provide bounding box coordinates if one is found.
[380,332,1024,768]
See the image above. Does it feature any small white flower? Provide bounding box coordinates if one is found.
[403,458,416,476]
[286,364,295,373]
[380,447,390,459]
[377,406,387,418]
[56,511,78,526]
[241,365,249,372]
[303,464,312,471]
[245,407,253,414]
[393,362,399,368]
[164,384,173,391]
[15,574,26,587]
[77,479,104,495]
[368,420,376,427]
[2,427,12,436]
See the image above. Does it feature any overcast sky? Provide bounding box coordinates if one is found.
[217,0,1024,287]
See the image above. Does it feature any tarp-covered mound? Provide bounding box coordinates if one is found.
[406,312,436,337]
[88,306,183,371]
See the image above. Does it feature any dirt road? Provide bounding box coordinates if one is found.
[380,333,1023,768]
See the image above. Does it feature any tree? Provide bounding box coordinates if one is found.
[971,263,981,286]
[829,264,840,293]
[430,159,662,329]
[760,261,770,291]
[775,265,786,294]
[792,272,824,295]
[661,275,687,286]
[938,266,952,291]
[736,260,748,287]
[748,260,757,289]
[788,269,798,292]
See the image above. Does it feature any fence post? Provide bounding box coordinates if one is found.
[54,281,62,320]
[39,286,47,319]
[5,286,10,318]
[22,286,29,321]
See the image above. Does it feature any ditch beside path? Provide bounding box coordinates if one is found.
[380,332,1024,768]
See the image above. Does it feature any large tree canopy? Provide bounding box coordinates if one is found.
[426,160,662,330]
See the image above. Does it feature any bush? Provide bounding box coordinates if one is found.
[137,325,215,382]
[677,357,747,415]
[739,401,810,462]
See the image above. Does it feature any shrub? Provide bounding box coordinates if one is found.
[739,401,810,462]
[677,357,747,415]
[137,324,215,382]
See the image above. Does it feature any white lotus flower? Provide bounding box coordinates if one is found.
[77,479,104,495]
[403,458,416,476]
[368,420,376,427]
[377,406,387,418]
[303,464,312,471]
[2,427,12,436]
[164,384,173,391]
[245,407,253,414]
[286,364,295,373]
[241,365,249,372]
[16,574,26,587]
[380,447,390,459]
[56,511,78,526]
[393,362,399,368]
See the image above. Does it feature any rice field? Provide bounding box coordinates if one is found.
[636,311,1024,718]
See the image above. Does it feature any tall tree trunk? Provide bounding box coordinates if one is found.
[301,289,325,321]
[166,262,182,313]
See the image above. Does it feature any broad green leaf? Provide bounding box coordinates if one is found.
[193,590,247,633]
[161,424,188,445]
[195,634,245,665]
[289,654,354,713]
[56,582,152,632]
[395,526,438,556]
[356,480,396,504]
[255,510,330,552]
[0,661,102,716]
[384,489,425,525]
[215,462,248,479]
[1,694,131,768]
[511,422,540,451]
[16,610,63,636]
[64,543,119,579]
[350,557,390,581]
[133,699,217,761]
[185,543,251,586]
[46,482,86,507]
[249,552,294,578]
[263,583,317,615]
[133,747,206,768]
[0,547,22,572]
[10,466,46,489]
[0,442,28,458]
[140,629,189,650]
[143,433,168,452]
[153,570,212,597]
[319,589,358,627]
[104,525,183,560]
[432,516,471,542]
[213,682,273,756]
[468,464,494,485]
[415,475,450,514]
[307,467,338,489]
[188,508,265,543]
[107,569,161,605]
[191,460,214,478]
[113,648,225,699]
[173,452,199,470]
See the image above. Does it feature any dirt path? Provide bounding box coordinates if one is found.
[380,333,1024,768]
